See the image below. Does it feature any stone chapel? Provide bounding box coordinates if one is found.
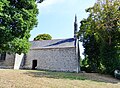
[0,16,80,73]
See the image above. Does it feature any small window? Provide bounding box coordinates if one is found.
[0,53,6,61]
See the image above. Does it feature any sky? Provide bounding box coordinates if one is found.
[30,0,96,58]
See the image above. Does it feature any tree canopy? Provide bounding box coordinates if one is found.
[79,0,120,74]
[0,0,44,54]
[34,34,52,41]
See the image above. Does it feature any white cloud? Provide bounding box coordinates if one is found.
[37,0,65,9]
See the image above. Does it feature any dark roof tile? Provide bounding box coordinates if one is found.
[30,38,75,49]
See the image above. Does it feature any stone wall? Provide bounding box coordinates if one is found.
[0,54,15,69]
[24,47,78,72]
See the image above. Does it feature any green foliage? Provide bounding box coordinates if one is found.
[9,38,31,54]
[34,34,52,40]
[0,0,39,54]
[100,41,120,74]
[79,0,120,74]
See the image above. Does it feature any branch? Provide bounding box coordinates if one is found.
[37,0,45,3]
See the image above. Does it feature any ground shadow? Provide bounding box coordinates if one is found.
[24,70,86,80]
[24,70,120,84]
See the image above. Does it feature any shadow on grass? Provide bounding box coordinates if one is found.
[24,70,86,80]
[24,70,120,84]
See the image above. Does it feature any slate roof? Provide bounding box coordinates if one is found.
[30,38,75,49]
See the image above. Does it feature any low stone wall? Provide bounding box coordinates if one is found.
[24,47,78,72]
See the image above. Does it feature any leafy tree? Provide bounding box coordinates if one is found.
[79,0,120,74]
[79,17,101,72]
[34,34,52,40]
[0,0,43,54]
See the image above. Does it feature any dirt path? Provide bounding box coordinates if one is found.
[81,73,120,83]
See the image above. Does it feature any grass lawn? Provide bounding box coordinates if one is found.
[0,69,120,88]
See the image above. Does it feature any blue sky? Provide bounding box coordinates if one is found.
[30,0,96,58]
[30,0,96,40]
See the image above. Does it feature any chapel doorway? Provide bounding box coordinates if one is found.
[32,60,37,70]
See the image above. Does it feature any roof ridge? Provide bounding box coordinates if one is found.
[30,38,74,42]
